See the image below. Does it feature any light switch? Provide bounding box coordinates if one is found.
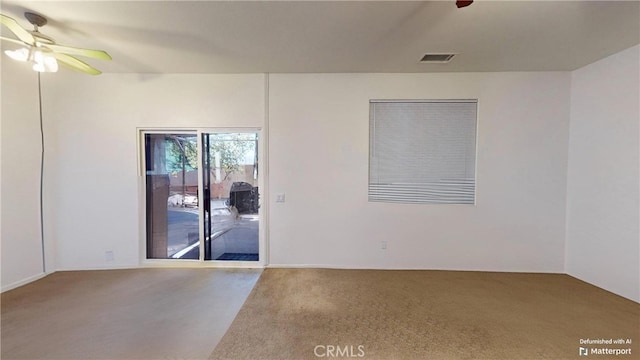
[276,193,286,203]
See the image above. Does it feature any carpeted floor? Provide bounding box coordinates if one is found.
[1,268,262,360]
[210,268,639,360]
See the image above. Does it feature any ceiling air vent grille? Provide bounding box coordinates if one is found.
[420,54,456,63]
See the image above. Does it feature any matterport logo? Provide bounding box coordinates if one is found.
[579,338,633,356]
[314,345,365,358]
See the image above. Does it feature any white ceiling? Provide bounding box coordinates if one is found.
[1,0,639,74]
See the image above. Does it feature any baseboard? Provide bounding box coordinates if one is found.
[55,264,139,271]
[1,272,49,293]
[565,272,640,304]
[266,263,564,273]
[55,262,266,271]
[267,263,384,270]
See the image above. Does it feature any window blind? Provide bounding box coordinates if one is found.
[369,100,477,204]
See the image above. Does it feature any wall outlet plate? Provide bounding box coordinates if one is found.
[105,251,115,262]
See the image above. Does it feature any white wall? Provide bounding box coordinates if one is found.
[0,58,49,291]
[41,71,571,274]
[42,73,265,270]
[566,45,640,302]
[268,72,571,272]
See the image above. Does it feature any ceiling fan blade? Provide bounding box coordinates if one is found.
[0,35,26,46]
[46,43,112,61]
[52,53,102,75]
[0,14,35,44]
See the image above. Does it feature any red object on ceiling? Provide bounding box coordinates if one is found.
[456,0,474,8]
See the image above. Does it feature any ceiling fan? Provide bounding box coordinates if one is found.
[1,12,111,75]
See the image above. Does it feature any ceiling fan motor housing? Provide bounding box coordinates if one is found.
[25,12,47,27]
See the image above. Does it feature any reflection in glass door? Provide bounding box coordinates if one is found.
[143,131,259,262]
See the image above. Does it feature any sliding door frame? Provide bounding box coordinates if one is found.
[137,127,266,268]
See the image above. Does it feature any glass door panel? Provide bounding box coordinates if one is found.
[203,132,259,261]
[144,133,200,259]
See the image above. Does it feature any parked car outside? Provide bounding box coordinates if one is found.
[168,193,199,207]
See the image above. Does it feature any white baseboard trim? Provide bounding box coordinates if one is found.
[54,262,266,271]
[1,272,49,293]
[266,263,565,273]
[267,263,378,270]
[566,272,640,304]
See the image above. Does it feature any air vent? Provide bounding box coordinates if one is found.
[420,54,456,63]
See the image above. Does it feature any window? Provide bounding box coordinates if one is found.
[369,100,477,204]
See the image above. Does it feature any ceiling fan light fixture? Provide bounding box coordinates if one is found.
[31,49,58,72]
[1,12,110,75]
[45,56,58,72]
[4,47,29,61]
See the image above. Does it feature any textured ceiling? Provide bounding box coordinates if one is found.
[1,0,639,74]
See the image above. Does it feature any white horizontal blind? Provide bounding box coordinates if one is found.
[369,100,477,204]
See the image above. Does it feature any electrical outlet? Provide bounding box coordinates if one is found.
[381,241,387,250]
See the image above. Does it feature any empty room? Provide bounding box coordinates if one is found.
[1,1,638,359]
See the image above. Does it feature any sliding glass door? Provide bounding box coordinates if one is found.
[202,133,259,261]
[143,130,259,263]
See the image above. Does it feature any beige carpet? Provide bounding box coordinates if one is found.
[1,268,261,360]
[210,268,639,360]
